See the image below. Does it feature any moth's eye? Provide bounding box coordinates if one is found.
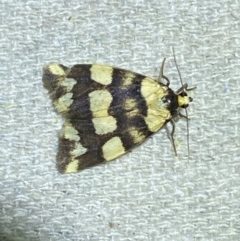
[181,104,189,108]
[180,91,187,97]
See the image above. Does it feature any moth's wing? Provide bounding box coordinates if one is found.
[57,115,155,173]
[57,96,169,173]
[42,63,169,119]
[43,64,171,173]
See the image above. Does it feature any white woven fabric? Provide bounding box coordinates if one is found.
[0,0,239,240]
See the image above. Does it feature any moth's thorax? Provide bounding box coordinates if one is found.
[161,88,179,116]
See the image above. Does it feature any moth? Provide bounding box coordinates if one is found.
[42,58,193,173]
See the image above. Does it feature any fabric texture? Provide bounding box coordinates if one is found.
[0,0,239,240]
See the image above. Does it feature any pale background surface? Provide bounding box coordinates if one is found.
[0,0,240,240]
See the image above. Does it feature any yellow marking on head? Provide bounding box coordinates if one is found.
[92,116,117,135]
[65,159,79,173]
[47,64,67,77]
[54,93,73,113]
[90,65,113,85]
[128,127,146,144]
[89,90,113,117]
[61,78,77,92]
[60,121,80,141]
[122,72,136,86]
[71,142,87,157]
[102,136,125,161]
[178,95,190,107]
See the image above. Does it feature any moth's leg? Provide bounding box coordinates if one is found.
[158,58,170,87]
[169,120,177,156]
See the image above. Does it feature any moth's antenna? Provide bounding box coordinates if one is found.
[158,58,170,86]
[172,47,190,156]
[172,47,184,87]
[159,58,166,81]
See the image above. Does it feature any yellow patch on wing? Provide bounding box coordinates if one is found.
[70,142,87,157]
[92,116,117,135]
[65,159,79,173]
[144,108,170,132]
[61,78,77,92]
[126,109,140,118]
[90,65,113,85]
[54,93,73,113]
[141,77,167,100]
[141,77,171,132]
[89,90,113,117]
[124,98,140,117]
[47,64,67,77]
[128,127,146,144]
[124,98,138,110]
[122,72,136,86]
[102,136,125,161]
[60,121,80,141]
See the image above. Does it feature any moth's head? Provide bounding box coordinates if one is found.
[177,90,193,109]
[176,83,193,109]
